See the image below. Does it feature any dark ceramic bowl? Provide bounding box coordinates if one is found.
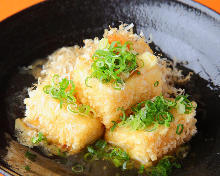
[0,0,220,175]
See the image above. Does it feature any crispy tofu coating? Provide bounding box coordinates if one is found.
[73,27,166,128]
[16,80,104,155]
[105,102,197,166]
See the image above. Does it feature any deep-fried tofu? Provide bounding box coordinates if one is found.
[73,28,166,128]
[15,81,104,154]
[73,52,164,128]
[105,103,197,166]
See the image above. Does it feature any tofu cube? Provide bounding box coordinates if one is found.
[16,81,104,155]
[73,51,165,128]
[105,103,197,166]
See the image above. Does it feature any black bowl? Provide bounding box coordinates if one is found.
[0,0,220,175]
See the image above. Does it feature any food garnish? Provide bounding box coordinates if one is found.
[84,140,132,170]
[149,156,181,176]
[138,164,145,174]
[43,75,94,116]
[176,124,184,135]
[72,164,84,173]
[43,74,76,108]
[24,165,30,171]
[154,81,159,87]
[86,38,143,89]
[113,95,194,133]
[25,151,37,162]
[31,132,46,144]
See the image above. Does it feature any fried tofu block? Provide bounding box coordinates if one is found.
[73,51,165,128]
[16,82,104,155]
[105,104,197,166]
[71,26,168,128]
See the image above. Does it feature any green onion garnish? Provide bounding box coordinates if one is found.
[85,76,92,88]
[71,164,84,173]
[118,107,126,121]
[44,75,94,116]
[110,121,118,132]
[176,124,184,135]
[58,149,67,158]
[113,158,121,167]
[151,156,181,176]
[86,39,142,90]
[154,80,159,87]
[83,153,94,161]
[95,139,107,149]
[122,161,128,170]
[25,151,37,162]
[67,104,95,117]
[138,164,145,174]
[84,140,132,170]
[118,95,194,131]
[119,96,176,131]
[175,94,194,114]
[31,132,46,144]
[24,165,30,171]
[43,74,76,108]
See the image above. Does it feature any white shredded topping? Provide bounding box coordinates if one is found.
[124,23,134,31]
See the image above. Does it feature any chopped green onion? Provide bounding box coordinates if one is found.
[95,139,107,149]
[43,75,76,108]
[151,156,181,176]
[31,132,46,144]
[43,85,52,94]
[58,149,67,158]
[175,95,194,114]
[154,81,159,87]
[72,164,84,173]
[118,95,193,132]
[176,102,185,114]
[67,104,95,117]
[138,164,145,174]
[119,96,175,131]
[85,76,92,88]
[122,161,128,170]
[67,104,79,113]
[110,121,118,132]
[87,146,96,154]
[113,158,121,167]
[24,165,30,171]
[87,39,140,89]
[84,153,94,161]
[176,124,184,135]
[117,107,127,121]
[44,75,93,116]
[78,104,92,115]
[145,123,158,132]
[25,151,37,161]
[113,81,125,90]
[137,58,145,68]
[85,140,131,170]
[52,74,59,85]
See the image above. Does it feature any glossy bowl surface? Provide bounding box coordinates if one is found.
[0,0,220,175]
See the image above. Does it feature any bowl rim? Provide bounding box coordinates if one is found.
[0,0,219,175]
[0,0,219,26]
